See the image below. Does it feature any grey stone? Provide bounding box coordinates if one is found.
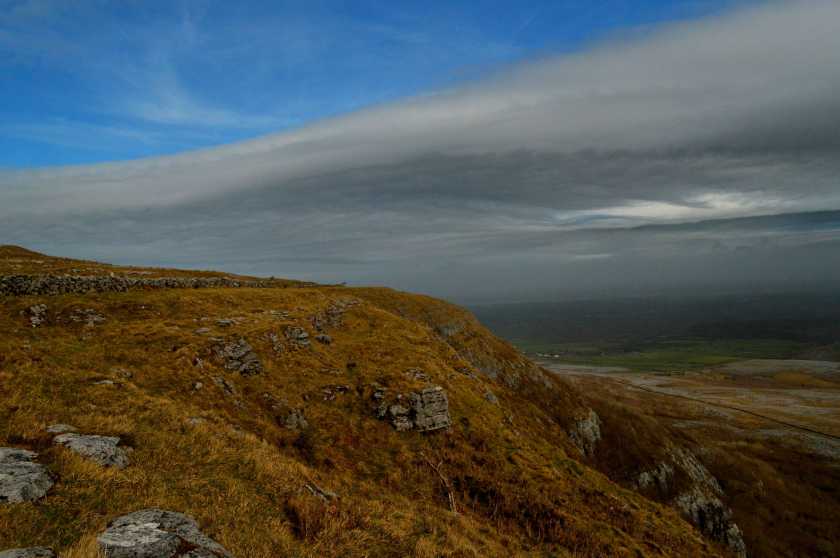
[634,462,675,493]
[410,387,452,432]
[98,509,232,558]
[53,433,130,469]
[630,445,745,557]
[0,448,53,504]
[194,328,211,335]
[0,548,55,558]
[284,326,310,348]
[212,376,237,396]
[69,308,106,326]
[376,386,452,432]
[675,488,746,557]
[0,274,303,297]
[214,338,262,376]
[46,424,77,434]
[315,334,332,345]
[568,409,601,457]
[27,304,47,328]
[387,404,413,432]
[483,390,499,405]
[281,408,308,431]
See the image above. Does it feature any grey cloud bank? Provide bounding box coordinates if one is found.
[2,1,840,302]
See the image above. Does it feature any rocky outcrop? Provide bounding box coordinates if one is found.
[0,274,304,297]
[214,338,263,376]
[0,549,55,558]
[633,446,746,557]
[310,298,359,332]
[410,387,452,432]
[675,488,747,557]
[0,448,53,503]
[568,409,601,457]
[97,509,232,558]
[53,433,130,469]
[377,386,452,433]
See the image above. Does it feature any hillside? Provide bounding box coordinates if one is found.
[0,246,733,557]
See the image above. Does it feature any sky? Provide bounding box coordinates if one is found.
[2,0,840,303]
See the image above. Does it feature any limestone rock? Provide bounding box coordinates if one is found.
[386,404,413,432]
[410,387,452,432]
[568,409,601,457]
[27,304,47,328]
[0,274,297,297]
[0,448,53,504]
[68,308,106,326]
[45,424,77,434]
[280,408,308,430]
[97,509,232,558]
[315,334,332,345]
[215,338,263,376]
[377,386,452,432]
[632,445,746,557]
[53,433,129,469]
[675,488,747,557]
[634,461,675,493]
[0,549,55,558]
[284,326,310,348]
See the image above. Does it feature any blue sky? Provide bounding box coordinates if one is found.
[4,0,839,301]
[1,0,753,168]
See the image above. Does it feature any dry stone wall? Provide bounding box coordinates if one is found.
[0,275,306,297]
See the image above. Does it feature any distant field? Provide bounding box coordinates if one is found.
[472,294,840,371]
[512,338,814,372]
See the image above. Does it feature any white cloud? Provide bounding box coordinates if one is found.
[2,0,840,299]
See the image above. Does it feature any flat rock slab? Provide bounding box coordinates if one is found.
[98,509,232,558]
[53,433,129,469]
[0,548,55,558]
[0,448,53,504]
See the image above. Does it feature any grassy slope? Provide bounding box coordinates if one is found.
[0,247,723,557]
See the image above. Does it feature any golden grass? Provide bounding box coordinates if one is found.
[0,249,724,557]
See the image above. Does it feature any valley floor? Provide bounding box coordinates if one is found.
[541,358,840,558]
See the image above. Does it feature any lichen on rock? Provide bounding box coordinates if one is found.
[0,448,53,504]
[97,508,232,558]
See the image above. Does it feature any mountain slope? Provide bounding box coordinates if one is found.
[0,247,727,557]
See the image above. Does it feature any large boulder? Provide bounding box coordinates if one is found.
[98,509,232,558]
[0,448,53,504]
[377,386,452,432]
[410,387,452,432]
[53,433,129,469]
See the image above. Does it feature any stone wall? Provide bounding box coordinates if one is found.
[0,274,304,297]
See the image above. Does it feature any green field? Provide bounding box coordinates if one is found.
[514,338,811,372]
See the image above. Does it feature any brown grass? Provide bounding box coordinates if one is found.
[0,248,722,557]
